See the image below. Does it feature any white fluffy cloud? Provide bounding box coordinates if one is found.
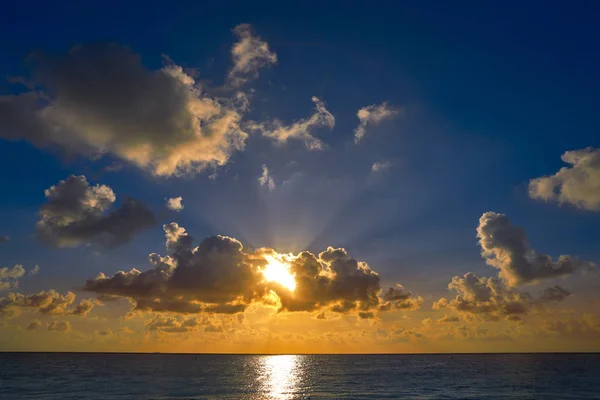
[37,175,155,248]
[248,97,335,150]
[477,211,595,286]
[258,164,275,191]
[228,24,277,87]
[0,41,252,176]
[165,197,184,212]
[354,102,399,143]
[529,147,600,211]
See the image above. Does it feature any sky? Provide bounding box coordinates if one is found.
[1,1,600,353]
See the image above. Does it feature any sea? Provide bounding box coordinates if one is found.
[0,353,598,399]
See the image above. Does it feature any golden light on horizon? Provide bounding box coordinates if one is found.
[262,255,296,292]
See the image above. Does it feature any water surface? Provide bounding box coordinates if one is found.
[0,353,598,399]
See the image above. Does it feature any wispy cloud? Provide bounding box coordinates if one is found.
[248,97,335,150]
[258,165,276,191]
[28,265,40,276]
[228,24,277,87]
[354,102,399,143]
[371,160,392,172]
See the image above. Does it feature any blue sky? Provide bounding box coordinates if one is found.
[0,1,599,352]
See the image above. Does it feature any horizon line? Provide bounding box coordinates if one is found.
[1,351,598,356]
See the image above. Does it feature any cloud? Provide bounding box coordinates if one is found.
[204,323,224,333]
[0,290,97,317]
[26,319,42,331]
[165,196,184,212]
[248,97,334,150]
[376,320,516,343]
[542,315,600,339]
[103,162,124,173]
[146,314,205,333]
[434,211,594,322]
[83,224,261,315]
[437,314,460,323]
[354,102,399,143]
[228,24,277,87]
[258,164,275,191]
[434,273,531,321]
[431,213,589,322]
[28,265,40,276]
[529,147,600,210]
[0,42,250,176]
[70,298,97,316]
[119,327,134,335]
[37,175,155,248]
[477,212,595,286]
[371,160,392,172]
[97,328,113,336]
[83,223,417,318]
[539,285,572,303]
[387,325,425,343]
[275,247,404,315]
[0,236,9,243]
[0,265,25,291]
[381,284,423,310]
[434,273,573,321]
[47,320,70,332]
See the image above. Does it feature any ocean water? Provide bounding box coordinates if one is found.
[0,353,598,399]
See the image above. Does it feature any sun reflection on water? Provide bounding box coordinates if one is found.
[258,355,302,399]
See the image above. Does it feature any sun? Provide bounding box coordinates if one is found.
[262,255,296,291]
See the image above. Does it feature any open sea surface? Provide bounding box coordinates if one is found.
[0,353,598,399]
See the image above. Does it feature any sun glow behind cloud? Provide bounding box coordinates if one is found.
[262,255,296,291]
